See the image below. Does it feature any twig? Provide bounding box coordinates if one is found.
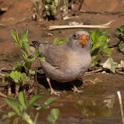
[0,72,5,77]
[0,23,5,27]
[117,91,124,124]
[84,68,103,76]
[48,21,113,30]
[0,92,7,98]
[116,69,124,75]
[80,11,122,16]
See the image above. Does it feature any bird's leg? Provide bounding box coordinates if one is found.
[72,86,83,93]
[46,77,61,96]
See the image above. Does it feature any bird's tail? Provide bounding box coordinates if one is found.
[30,41,40,48]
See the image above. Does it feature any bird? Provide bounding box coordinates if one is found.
[32,31,91,95]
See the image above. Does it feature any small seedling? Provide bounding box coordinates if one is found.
[6,71,29,95]
[2,91,41,124]
[8,71,29,84]
[9,29,40,94]
[44,0,60,19]
[90,29,112,67]
[117,25,124,53]
[35,97,57,111]
[1,30,60,124]
[2,91,58,124]
[53,38,65,45]
[11,29,36,75]
[48,108,60,124]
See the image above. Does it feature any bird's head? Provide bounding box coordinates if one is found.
[68,31,90,49]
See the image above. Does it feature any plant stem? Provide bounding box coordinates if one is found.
[117,91,124,124]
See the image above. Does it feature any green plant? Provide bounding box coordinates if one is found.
[48,108,60,124]
[117,25,124,53]
[53,38,65,45]
[5,30,37,94]
[11,29,44,75]
[90,29,112,66]
[8,71,29,84]
[44,0,60,19]
[31,0,43,21]
[6,70,29,95]
[31,0,69,20]
[6,29,46,95]
[11,29,35,74]
[3,91,41,124]
[35,97,57,111]
[2,91,58,124]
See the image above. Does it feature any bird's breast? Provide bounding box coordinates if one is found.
[66,51,91,74]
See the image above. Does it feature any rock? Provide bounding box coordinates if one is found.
[81,0,124,13]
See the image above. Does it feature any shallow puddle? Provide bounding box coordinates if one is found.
[0,73,124,124]
[35,92,122,124]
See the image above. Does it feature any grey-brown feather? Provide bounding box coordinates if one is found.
[39,31,91,82]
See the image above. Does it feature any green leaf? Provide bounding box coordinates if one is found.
[5,98,20,115]
[117,25,124,41]
[34,48,40,57]
[36,97,57,111]
[20,30,30,54]
[13,62,25,72]
[28,95,41,108]
[29,70,36,75]
[11,29,18,42]
[44,97,57,106]
[119,42,124,53]
[91,55,99,67]
[21,73,30,84]
[45,0,51,4]
[2,111,16,119]
[90,31,97,44]
[98,35,107,42]
[9,71,22,83]
[48,108,60,124]
[9,71,29,84]
[103,47,112,55]
[39,56,45,62]
[54,0,60,6]
[22,112,34,124]
[90,29,111,66]
[18,91,27,110]
[91,41,101,51]
[11,29,32,69]
[11,29,22,48]
[53,38,65,45]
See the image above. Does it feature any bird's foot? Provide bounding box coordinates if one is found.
[72,86,83,93]
[50,88,61,96]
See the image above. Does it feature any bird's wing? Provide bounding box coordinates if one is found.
[39,44,69,69]
[41,60,76,82]
[39,43,51,56]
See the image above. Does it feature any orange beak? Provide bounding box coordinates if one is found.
[80,35,87,45]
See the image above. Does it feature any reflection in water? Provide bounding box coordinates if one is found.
[104,94,115,109]
[0,93,122,124]
[75,94,119,118]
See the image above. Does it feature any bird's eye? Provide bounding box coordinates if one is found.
[73,34,79,39]
[73,34,76,38]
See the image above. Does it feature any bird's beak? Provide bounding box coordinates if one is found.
[80,35,87,45]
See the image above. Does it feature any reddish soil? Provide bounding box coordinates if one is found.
[0,0,124,124]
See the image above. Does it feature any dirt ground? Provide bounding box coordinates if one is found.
[0,0,124,124]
